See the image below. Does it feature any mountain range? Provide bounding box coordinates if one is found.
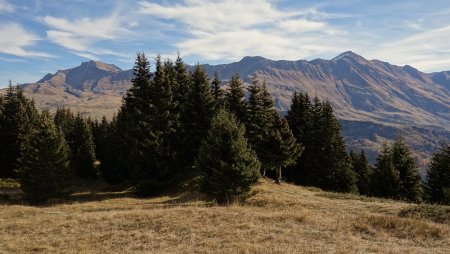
[3,51,450,172]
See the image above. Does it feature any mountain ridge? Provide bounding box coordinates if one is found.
[2,52,450,170]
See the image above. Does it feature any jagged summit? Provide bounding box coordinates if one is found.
[239,56,269,62]
[332,51,365,61]
[79,60,122,73]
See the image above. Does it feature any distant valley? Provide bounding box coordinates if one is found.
[3,51,450,171]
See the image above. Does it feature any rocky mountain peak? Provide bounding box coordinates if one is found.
[79,60,122,73]
[332,51,366,62]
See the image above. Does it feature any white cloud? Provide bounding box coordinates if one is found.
[42,13,131,57]
[0,0,14,13]
[403,19,424,31]
[73,52,98,60]
[138,0,348,61]
[373,25,450,71]
[0,23,51,58]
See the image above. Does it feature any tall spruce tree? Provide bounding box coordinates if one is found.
[131,55,178,194]
[0,84,39,178]
[16,111,73,204]
[285,92,313,184]
[69,114,96,179]
[246,77,277,175]
[316,101,357,193]
[211,72,224,109]
[173,54,194,174]
[426,144,450,204]
[263,114,303,184]
[372,143,400,198]
[351,150,372,195]
[391,137,423,202]
[100,114,130,184]
[285,93,356,192]
[184,64,215,170]
[92,116,109,163]
[54,107,75,140]
[225,74,247,123]
[196,109,260,204]
[100,53,152,185]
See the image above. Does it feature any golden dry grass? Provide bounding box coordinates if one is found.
[1,179,449,253]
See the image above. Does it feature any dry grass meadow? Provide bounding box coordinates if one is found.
[1,178,449,253]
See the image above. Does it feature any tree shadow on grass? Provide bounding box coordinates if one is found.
[0,178,213,208]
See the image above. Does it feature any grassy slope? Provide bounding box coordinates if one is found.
[0,179,449,253]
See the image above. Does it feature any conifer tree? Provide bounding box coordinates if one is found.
[16,111,73,204]
[100,53,154,184]
[0,84,39,178]
[211,72,224,109]
[92,116,109,163]
[351,150,372,195]
[426,144,450,204]
[246,77,276,175]
[100,114,130,184]
[391,137,423,202]
[317,101,357,192]
[263,114,303,184]
[183,64,215,170]
[372,143,400,198]
[130,55,178,194]
[225,74,247,123]
[67,114,96,179]
[54,107,75,145]
[196,109,260,204]
[173,54,193,173]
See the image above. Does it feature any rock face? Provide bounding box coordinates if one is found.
[18,61,133,119]
[6,53,450,171]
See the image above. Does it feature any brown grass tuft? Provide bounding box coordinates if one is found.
[398,204,450,225]
[354,213,448,241]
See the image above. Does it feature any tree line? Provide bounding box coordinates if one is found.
[0,53,449,205]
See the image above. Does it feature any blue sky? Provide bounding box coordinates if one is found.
[1,0,450,87]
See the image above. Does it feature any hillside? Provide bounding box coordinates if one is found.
[0,179,449,253]
[2,52,450,168]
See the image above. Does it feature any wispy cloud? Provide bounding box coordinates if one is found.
[0,23,52,58]
[138,0,349,61]
[41,12,131,58]
[373,25,450,71]
[0,0,14,13]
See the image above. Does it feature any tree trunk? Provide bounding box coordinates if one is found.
[275,167,282,184]
[262,168,266,177]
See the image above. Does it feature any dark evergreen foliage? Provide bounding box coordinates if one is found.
[100,114,130,184]
[172,54,193,175]
[225,74,247,123]
[285,93,357,193]
[183,64,215,171]
[16,111,73,204]
[372,143,401,199]
[211,71,224,110]
[54,107,75,141]
[391,138,423,202]
[372,139,423,202]
[285,92,313,183]
[0,83,39,178]
[245,77,277,175]
[426,145,450,204]
[92,116,109,163]
[69,114,97,179]
[196,109,260,204]
[350,150,372,195]
[263,113,303,184]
